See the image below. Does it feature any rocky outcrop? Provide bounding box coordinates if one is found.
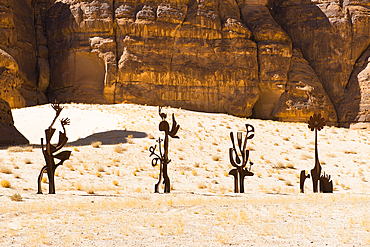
[337,45,370,127]
[272,49,338,124]
[34,0,55,95]
[0,49,26,108]
[113,0,259,116]
[239,2,292,119]
[45,0,261,116]
[0,98,29,146]
[2,0,370,126]
[271,0,370,107]
[46,0,114,104]
[0,0,49,106]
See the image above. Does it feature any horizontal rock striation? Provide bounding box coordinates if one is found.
[1,0,370,126]
[113,0,260,116]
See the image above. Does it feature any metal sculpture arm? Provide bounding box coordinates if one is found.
[159,106,166,120]
[54,118,70,152]
[37,165,48,194]
[229,148,239,167]
[230,133,241,164]
[158,138,163,159]
[237,132,243,154]
[150,138,166,193]
[248,161,254,172]
[50,103,63,129]
[149,138,170,166]
[61,118,70,134]
[229,131,250,168]
[243,124,254,152]
[41,138,45,155]
[149,145,162,167]
[169,114,180,138]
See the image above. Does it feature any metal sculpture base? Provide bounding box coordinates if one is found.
[229,168,253,193]
[300,170,333,193]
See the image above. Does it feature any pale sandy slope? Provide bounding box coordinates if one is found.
[0,103,369,246]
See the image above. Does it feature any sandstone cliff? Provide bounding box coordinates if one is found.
[2,0,370,126]
[0,98,29,146]
[0,0,50,106]
[271,0,370,125]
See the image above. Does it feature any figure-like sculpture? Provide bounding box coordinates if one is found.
[300,113,333,193]
[37,103,71,194]
[149,107,180,193]
[228,124,255,193]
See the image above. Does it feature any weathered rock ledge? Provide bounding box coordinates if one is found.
[1,0,370,127]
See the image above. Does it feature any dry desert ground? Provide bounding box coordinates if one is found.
[0,103,369,246]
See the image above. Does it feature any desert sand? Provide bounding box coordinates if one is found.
[0,103,369,246]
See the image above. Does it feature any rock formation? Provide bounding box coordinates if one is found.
[2,0,370,126]
[0,49,26,108]
[0,0,49,106]
[272,49,338,125]
[0,98,29,146]
[337,45,370,127]
[271,0,370,125]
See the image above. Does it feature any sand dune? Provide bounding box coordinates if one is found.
[0,103,369,246]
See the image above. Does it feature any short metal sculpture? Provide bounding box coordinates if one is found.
[229,124,255,193]
[37,103,71,194]
[149,107,180,193]
[300,113,333,193]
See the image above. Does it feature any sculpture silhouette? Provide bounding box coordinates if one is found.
[37,103,71,194]
[319,172,333,193]
[300,113,333,193]
[228,124,255,193]
[299,170,310,193]
[149,107,180,193]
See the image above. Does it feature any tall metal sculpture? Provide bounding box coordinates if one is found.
[228,124,255,193]
[149,107,180,193]
[37,103,71,194]
[300,113,333,193]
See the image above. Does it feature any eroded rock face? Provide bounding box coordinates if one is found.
[43,0,352,122]
[114,0,259,116]
[2,0,370,126]
[0,98,29,146]
[272,0,370,106]
[337,45,370,127]
[239,3,292,119]
[0,49,26,108]
[46,0,114,104]
[0,0,50,105]
[272,49,338,124]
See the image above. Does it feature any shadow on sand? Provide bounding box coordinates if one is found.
[67,130,147,146]
[28,130,147,148]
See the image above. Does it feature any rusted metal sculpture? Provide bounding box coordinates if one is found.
[37,103,71,194]
[229,124,255,193]
[149,107,180,193]
[300,113,333,193]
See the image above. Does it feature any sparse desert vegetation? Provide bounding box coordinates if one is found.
[1,179,11,188]
[0,103,368,246]
[91,141,102,148]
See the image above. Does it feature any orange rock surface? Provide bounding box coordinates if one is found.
[1,0,370,126]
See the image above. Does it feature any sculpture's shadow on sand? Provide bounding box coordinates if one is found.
[66,130,147,146]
